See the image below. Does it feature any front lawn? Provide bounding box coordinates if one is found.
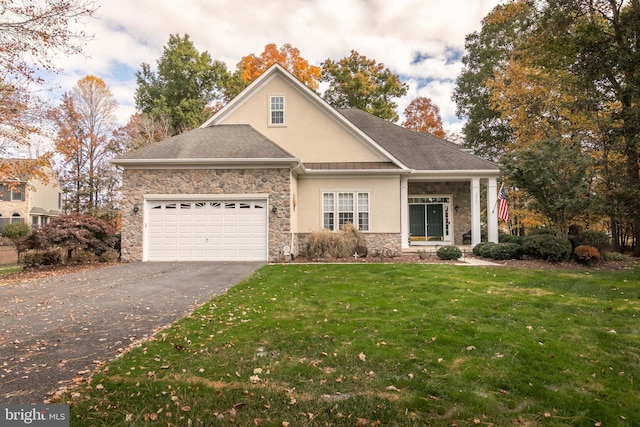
[63,264,639,426]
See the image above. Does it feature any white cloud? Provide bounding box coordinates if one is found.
[42,0,501,127]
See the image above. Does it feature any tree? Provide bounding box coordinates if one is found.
[135,34,231,135]
[535,0,640,254]
[502,138,594,239]
[115,113,173,153]
[236,43,321,91]
[21,212,117,263]
[402,97,446,137]
[452,0,537,160]
[49,75,119,213]
[321,50,408,121]
[0,0,96,179]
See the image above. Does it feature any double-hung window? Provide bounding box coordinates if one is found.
[269,95,285,125]
[322,191,369,231]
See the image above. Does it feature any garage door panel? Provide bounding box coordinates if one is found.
[146,199,268,261]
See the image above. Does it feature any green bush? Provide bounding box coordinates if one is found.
[574,245,600,265]
[436,245,462,260]
[490,243,524,260]
[472,242,486,256]
[479,242,498,258]
[523,234,572,262]
[601,251,629,262]
[575,230,610,252]
[2,222,30,240]
[22,250,62,268]
[528,228,554,236]
[499,234,523,245]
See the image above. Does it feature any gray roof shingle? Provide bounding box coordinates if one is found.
[338,108,498,171]
[113,124,295,161]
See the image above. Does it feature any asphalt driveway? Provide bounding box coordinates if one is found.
[0,262,263,404]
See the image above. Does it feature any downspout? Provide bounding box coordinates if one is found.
[289,160,305,259]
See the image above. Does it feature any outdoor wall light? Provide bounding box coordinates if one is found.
[272,206,277,214]
[133,204,140,214]
[454,205,459,212]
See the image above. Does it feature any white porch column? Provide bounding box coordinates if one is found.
[400,176,409,249]
[487,177,499,243]
[471,178,481,245]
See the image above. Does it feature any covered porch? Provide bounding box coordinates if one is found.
[400,175,499,249]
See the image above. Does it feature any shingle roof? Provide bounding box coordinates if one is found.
[338,108,498,171]
[113,124,295,162]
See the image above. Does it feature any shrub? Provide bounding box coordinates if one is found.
[523,234,572,262]
[499,234,523,245]
[601,251,629,262]
[574,245,600,265]
[436,245,462,260]
[575,230,610,252]
[528,228,555,236]
[22,213,118,262]
[305,224,367,260]
[472,242,486,256]
[479,242,498,258]
[22,250,62,268]
[490,243,524,260]
[2,222,30,241]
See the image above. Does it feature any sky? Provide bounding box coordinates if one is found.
[46,0,503,135]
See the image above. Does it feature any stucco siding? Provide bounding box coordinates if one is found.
[220,75,386,163]
[294,175,401,233]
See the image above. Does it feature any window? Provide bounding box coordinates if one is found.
[269,95,285,125]
[322,192,369,231]
[11,184,24,201]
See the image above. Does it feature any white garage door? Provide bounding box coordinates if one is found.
[146,199,268,261]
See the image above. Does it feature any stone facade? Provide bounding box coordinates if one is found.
[408,181,471,246]
[120,168,291,262]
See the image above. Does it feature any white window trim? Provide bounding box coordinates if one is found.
[269,95,285,126]
[322,191,370,232]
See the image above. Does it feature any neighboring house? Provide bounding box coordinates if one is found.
[112,64,500,262]
[0,161,63,233]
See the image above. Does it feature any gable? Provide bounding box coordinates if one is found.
[209,69,394,165]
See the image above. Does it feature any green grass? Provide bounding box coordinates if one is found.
[64,264,640,426]
[0,264,22,276]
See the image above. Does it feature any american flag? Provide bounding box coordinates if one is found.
[498,184,509,222]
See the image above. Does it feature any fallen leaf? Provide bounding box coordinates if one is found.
[466,345,477,351]
[281,422,290,427]
[254,418,263,425]
[181,406,190,412]
[125,413,133,422]
[386,385,400,392]
[358,352,366,362]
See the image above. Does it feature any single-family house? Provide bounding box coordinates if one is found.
[112,64,500,262]
[0,160,63,233]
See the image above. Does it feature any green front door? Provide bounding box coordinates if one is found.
[426,204,444,240]
[409,205,426,240]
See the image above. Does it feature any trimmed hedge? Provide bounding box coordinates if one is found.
[479,242,498,258]
[523,234,572,262]
[490,243,524,260]
[436,245,463,260]
[499,234,523,245]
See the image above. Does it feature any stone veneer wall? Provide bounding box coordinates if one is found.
[120,168,291,262]
[408,181,471,245]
